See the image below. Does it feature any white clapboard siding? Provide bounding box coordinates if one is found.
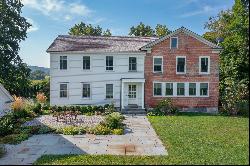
[50,52,145,107]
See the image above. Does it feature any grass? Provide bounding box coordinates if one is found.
[34,114,249,165]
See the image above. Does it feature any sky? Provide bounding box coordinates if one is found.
[19,0,235,68]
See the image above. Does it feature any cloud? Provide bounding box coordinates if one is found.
[180,5,228,18]
[22,0,93,20]
[26,18,39,32]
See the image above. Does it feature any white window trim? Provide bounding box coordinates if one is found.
[176,56,186,74]
[59,56,68,71]
[59,83,69,98]
[152,82,209,98]
[170,37,178,49]
[105,83,114,99]
[199,82,209,97]
[105,56,114,72]
[153,56,163,73]
[82,83,91,100]
[153,82,163,97]
[128,56,137,72]
[176,82,185,96]
[82,56,91,71]
[199,56,210,74]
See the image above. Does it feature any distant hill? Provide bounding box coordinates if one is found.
[28,66,49,74]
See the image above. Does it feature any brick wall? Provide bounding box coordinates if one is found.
[144,32,219,110]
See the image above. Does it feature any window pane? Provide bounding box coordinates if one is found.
[106,84,113,99]
[60,56,67,70]
[154,58,162,65]
[106,56,113,71]
[171,38,178,48]
[166,83,173,96]
[83,56,90,70]
[177,58,185,73]
[177,83,185,96]
[82,84,90,98]
[201,58,208,72]
[154,83,162,96]
[154,58,162,72]
[200,83,208,96]
[189,83,196,96]
[60,84,67,98]
[129,57,137,71]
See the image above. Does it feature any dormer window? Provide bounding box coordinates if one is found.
[171,37,178,49]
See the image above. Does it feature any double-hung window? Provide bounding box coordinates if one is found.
[153,57,163,73]
[177,83,185,96]
[199,56,210,74]
[60,56,67,70]
[82,83,91,98]
[60,83,68,98]
[106,84,113,99]
[83,56,90,70]
[189,83,196,96]
[129,57,137,71]
[171,37,178,49]
[154,83,162,96]
[200,83,208,96]
[106,56,113,71]
[176,56,186,74]
[165,83,173,96]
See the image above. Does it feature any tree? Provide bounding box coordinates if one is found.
[69,22,106,36]
[103,29,112,36]
[129,22,155,37]
[29,70,48,80]
[155,24,171,37]
[204,0,249,115]
[0,0,31,96]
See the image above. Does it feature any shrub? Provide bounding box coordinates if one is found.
[37,126,55,134]
[36,92,47,104]
[102,112,124,129]
[90,124,111,135]
[237,100,249,116]
[112,128,124,135]
[0,114,15,136]
[11,95,25,112]
[152,99,179,116]
[104,103,116,115]
[0,133,29,144]
[61,126,86,135]
[33,103,42,114]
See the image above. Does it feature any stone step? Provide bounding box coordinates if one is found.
[121,109,146,115]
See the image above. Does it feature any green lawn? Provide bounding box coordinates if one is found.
[34,114,249,165]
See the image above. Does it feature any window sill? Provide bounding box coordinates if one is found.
[176,72,186,75]
[199,72,210,75]
[128,70,137,72]
[153,72,163,74]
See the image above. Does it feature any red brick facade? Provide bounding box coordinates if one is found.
[144,32,219,111]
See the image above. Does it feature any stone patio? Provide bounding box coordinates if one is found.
[0,115,167,165]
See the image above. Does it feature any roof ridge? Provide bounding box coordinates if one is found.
[58,35,158,40]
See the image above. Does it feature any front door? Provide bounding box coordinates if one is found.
[128,84,137,105]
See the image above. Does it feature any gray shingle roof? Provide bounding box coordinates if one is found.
[47,35,158,53]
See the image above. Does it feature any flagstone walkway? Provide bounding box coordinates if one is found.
[0,115,167,165]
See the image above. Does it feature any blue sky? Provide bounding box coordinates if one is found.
[20,0,234,68]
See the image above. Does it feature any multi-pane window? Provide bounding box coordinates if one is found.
[154,83,162,96]
[60,56,67,70]
[200,83,208,96]
[82,83,90,98]
[189,83,196,96]
[177,57,186,73]
[128,85,136,98]
[171,37,178,49]
[129,57,137,71]
[60,84,68,98]
[200,57,209,73]
[106,56,113,71]
[153,57,162,73]
[177,83,185,96]
[83,56,90,70]
[165,83,173,96]
[106,84,113,99]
